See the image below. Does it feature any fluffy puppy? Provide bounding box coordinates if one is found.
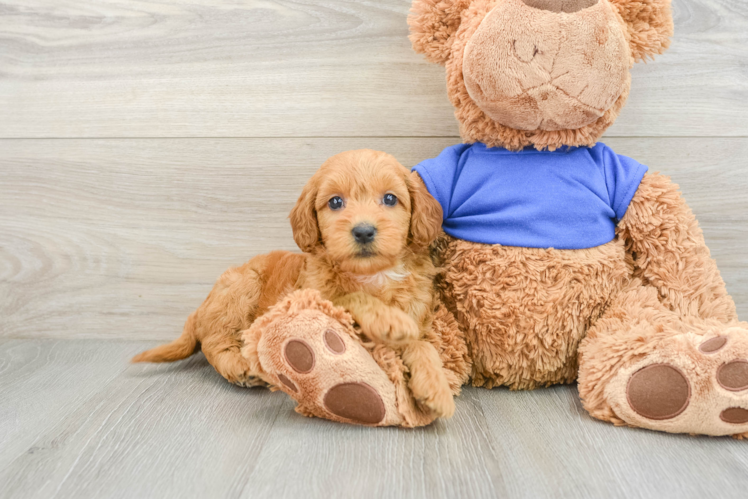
[132,149,454,417]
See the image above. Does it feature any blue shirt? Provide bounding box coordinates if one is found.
[412,142,648,250]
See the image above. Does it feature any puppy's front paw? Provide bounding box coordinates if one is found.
[365,308,419,343]
[417,383,455,419]
[402,341,456,419]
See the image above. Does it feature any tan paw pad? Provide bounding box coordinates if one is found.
[277,373,298,392]
[626,364,690,420]
[717,360,748,392]
[284,339,315,373]
[323,382,386,425]
[721,407,748,424]
[699,336,727,354]
[323,329,346,354]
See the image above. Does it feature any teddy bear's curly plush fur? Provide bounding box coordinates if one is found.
[407,0,748,437]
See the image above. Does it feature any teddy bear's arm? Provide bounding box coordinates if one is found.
[616,172,737,323]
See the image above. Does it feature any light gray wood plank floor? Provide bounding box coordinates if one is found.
[2,339,748,499]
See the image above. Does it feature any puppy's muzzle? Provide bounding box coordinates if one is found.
[352,224,377,245]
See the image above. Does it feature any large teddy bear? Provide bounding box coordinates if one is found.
[241,0,748,436]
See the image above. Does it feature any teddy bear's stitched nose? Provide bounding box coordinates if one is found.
[522,0,598,13]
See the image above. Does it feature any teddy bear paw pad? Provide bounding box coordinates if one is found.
[323,382,386,424]
[699,336,727,353]
[721,407,748,424]
[255,309,402,426]
[606,327,748,436]
[717,360,748,391]
[626,364,690,420]
[284,339,315,373]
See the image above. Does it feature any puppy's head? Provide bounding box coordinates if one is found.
[290,149,442,274]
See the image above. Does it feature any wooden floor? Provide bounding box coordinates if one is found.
[2,339,748,498]
[1,0,747,497]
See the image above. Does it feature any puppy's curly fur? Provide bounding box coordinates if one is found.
[132,149,455,417]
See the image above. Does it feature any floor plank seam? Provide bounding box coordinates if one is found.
[0,135,746,140]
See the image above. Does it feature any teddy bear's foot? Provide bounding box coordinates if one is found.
[260,316,403,426]
[243,289,405,426]
[604,327,748,437]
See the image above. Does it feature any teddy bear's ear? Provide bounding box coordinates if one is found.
[609,0,674,62]
[408,0,472,65]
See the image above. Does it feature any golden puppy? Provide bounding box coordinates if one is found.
[133,149,455,417]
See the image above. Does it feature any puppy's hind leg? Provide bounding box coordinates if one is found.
[402,340,455,418]
[202,335,265,387]
[192,259,269,387]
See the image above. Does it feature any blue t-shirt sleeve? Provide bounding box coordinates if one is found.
[592,143,649,221]
[411,144,470,218]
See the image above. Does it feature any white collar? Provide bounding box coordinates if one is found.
[350,264,410,287]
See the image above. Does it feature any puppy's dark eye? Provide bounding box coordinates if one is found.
[383,194,398,207]
[328,196,344,210]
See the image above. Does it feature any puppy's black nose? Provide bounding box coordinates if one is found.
[352,224,377,245]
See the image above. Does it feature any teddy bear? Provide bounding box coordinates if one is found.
[238,0,748,436]
[404,0,748,436]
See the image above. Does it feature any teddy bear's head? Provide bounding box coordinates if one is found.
[409,0,673,150]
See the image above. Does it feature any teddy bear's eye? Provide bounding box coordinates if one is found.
[383,194,398,207]
[328,196,344,210]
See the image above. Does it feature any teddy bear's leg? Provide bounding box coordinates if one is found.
[578,280,748,437]
[241,289,441,427]
[617,172,738,324]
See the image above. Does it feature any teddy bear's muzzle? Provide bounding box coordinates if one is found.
[462,0,631,131]
[521,0,599,13]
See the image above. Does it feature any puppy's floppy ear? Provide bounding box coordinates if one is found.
[407,170,443,250]
[609,0,674,62]
[409,0,472,65]
[289,178,321,253]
